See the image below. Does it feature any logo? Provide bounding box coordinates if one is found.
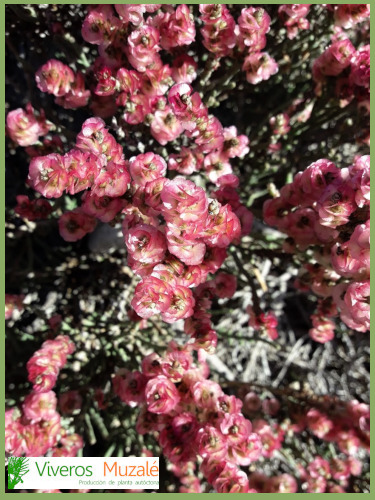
[7,457,159,490]
[8,457,30,489]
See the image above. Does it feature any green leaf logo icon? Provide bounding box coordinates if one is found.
[7,457,30,489]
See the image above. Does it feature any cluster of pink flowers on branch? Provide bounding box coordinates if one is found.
[35,59,90,109]
[27,334,75,393]
[278,4,311,40]
[26,100,251,329]
[263,155,369,340]
[6,103,52,147]
[313,37,369,109]
[6,335,83,457]
[113,341,264,493]
[331,4,370,29]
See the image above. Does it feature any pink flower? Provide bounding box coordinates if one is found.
[222,126,250,158]
[262,398,280,416]
[125,224,167,264]
[92,161,130,198]
[200,6,236,57]
[75,117,107,155]
[229,433,263,465]
[333,4,370,29]
[159,4,196,50]
[129,152,167,186]
[197,426,227,459]
[28,153,68,198]
[81,6,121,45]
[115,4,145,26]
[145,375,180,414]
[81,192,124,223]
[94,66,117,96]
[235,205,254,236]
[309,317,336,343]
[168,147,202,175]
[350,45,370,88]
[313,39,356,80]
[243,52,279,85]
[161,285,195,323]
[203,204,241,247]
[171,54,197,84]
[269,474,298,493]
[212,272,237,299]
[161,177,208,223]
[166,230,206,266]
[253,420,284,458]
[5,294,25,320]
[121,92,151,125]
[113,370,147,407]
[58,209,96,242]
[141,352,164,378]
[35,59,74,97]
[63,149,98,194]
[142,65,173,97]
[55,72,90,109]
[306,408,334,438]
[150,108,184,145]
[204,151,232,184]
[193,380,223,410]
[213,463,250,493]
[23,391,58,423]
[7,104,51,147]
[219,413,252,445]
[278,4,311,40]
[59,391,83,415]
[126,25,161,73]
[349,155,370,207]
[342,280,370,332]
[131,276,172,319]
[116,68,141,94]
[298,158,340,203]
[238,7,271,49]
[243,391,262,414]
[317,183,356,228]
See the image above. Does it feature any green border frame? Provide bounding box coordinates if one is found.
[2,0,372,498]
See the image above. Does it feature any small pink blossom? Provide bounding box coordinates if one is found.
[145,375,180,414]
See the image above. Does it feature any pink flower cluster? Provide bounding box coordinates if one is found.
[6,335,83,457]
[127,173,241,325]
[238,388,368,493]
[35,59,90,109]
[313,38,369,108]
[26,334,75,393]
[278,4,311,40]
[248,472,297,493]
[79,5,278,98]
[247,307,279,340]
[263,155,370,339]
[113,341,263,493]
[28,117,130,199]
[14,195,53,221]
[198,6,278,85]
[183,272,237,352]
[289,398,370,457]
[301,455,363,493]
[332,4,370,29]
[6,103,52,147]
[5,393,82,458]
[26,102,250,325]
